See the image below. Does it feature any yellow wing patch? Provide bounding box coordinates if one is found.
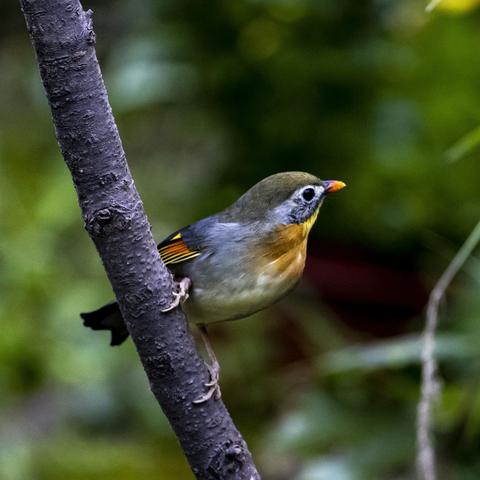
[158,232,200,265]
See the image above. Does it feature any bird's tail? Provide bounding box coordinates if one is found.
[81,302,130,346]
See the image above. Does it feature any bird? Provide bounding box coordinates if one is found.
[81,171,346,402]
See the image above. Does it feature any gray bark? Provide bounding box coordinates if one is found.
[19,1,260,478]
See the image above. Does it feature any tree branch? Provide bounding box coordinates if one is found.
[19,1,260,478]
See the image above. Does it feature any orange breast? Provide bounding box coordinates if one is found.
[254,222,312,280]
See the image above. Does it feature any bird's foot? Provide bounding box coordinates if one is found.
[161,277,191,312]
[193,360,221,404]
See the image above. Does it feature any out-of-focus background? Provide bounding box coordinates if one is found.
[1,0,480,478]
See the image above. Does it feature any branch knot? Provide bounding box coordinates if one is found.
[84,9,96,45]
[207,440,248,478]
[85,205,132,236]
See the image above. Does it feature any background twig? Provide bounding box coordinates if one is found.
[426,0,443,13]
[417,219,480,480]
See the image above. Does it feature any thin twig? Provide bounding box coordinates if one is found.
[416,219,480,480]
[426,0,443,12]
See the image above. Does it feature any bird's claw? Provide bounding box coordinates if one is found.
[193,360,221,404]
[161,277,191,312]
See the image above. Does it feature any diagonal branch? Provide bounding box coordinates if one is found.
[19,1,260,478]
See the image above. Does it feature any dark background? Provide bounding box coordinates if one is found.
[1,0,480,478]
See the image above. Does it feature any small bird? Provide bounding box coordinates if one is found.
[81,172,346,402]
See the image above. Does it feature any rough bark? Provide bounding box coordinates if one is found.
[19,1,260,478]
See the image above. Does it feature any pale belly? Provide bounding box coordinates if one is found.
[185,246,307,324]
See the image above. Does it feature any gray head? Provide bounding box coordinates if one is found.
[220,171,346,224]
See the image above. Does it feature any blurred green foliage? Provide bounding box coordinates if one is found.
[1,0,480,479]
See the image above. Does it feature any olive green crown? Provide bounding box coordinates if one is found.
[221,171,321,222]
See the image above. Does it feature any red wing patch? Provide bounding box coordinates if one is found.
[158,232,200,265]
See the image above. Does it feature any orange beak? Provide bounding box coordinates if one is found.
[323,180,347,193]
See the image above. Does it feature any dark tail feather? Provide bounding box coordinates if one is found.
[81,302,130,346]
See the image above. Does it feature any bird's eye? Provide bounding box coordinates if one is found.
[301,187,315,202]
